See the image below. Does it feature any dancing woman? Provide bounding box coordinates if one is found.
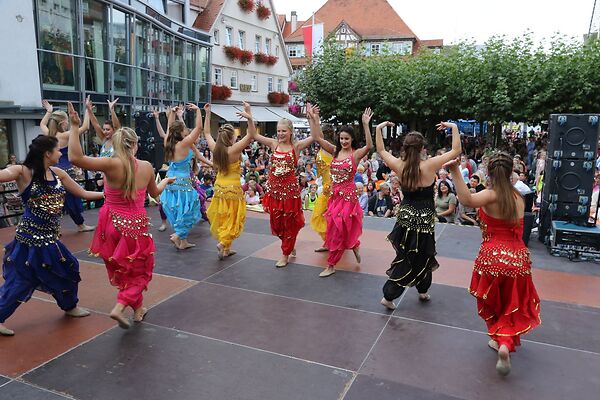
[309,105,374,277]
[89,98,121,158]
[0,135,104,336]
[204,103,255,259]
[160,104,203,249]
[254,117,313,267]
[377,121,461,308]
[309,120,335,252]
[40,99,95,232]
[67,102,174,329]
[447,152,541,376]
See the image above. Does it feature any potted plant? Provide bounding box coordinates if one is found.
[238,0,254,12]
[212,85,232,100]
[254,52,270,64]
[266,55,278,65]
[288,81,298,92]
[240,50,254,65]
[267,92,282,104]
[224,46,242,61]
[256,2,271,20]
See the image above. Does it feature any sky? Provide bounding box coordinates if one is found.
[271,0,596,44]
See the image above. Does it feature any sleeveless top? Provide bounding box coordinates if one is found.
[165,149,195,191]
[56,147,77,178]
[100,141,114,158]
[214,162,244,200]
[267,148,300,200]
[330,154,358,203]
[15,172,65,247]
[396,181,436,234]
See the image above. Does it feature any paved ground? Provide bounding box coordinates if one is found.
[0,207,599,399]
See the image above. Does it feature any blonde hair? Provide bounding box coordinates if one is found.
[277,118,295,143]
[48,111,68,137]
[213,124,235,173]
[112,127,138,200]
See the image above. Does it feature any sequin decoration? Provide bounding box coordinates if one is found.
[164,177,195,192]
[329,156,358,203]
[316,150,332,195]
[213,184,244,200]
[395,204,435,234]
[267,150,300,200]
[109,210,150,239]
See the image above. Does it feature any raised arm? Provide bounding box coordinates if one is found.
[87,99,104,138]
[77,96,91,135]
[308,104,336,154]
[153,110,167,139]
[67,102,115,172]
[0,165,24,184]
[445,159,495,208]
[108,98,121,130]
[179,103,202,147]
[192,146,213,167]
[202,104,216,151]
[40,100,53,135]
[375,121,401,171]
[232,101,256,154]
[353,107,374,163]
[425,122,461,170]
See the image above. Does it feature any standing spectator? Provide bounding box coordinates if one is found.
[303,183,318,210]
[368,183,393,217]
[376,161,391,181]
[4,154,17,168]
[354,164,365,184]
[436,181,457,223]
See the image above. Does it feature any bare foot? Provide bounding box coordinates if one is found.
[158,223,167,232]
[314,246,328,252]
[275,256,289,268]
[488,339,499,352]
[496,345,511,376]
[217,243,225,260]
[319,267,335,277]
[178,240,196,250]
[134,307,148,322]
[77,224,95,232]
[110,304,130,329]
[65,307,91,318]
[418,293,431,302]
[380,297,396,310]
[0,323,15,336]
[353,247,361,263]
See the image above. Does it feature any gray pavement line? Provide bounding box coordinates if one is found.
[141,320,356,374]
[434,221,448,241]
[11,379,77,399]
[200,254,252,282]
[393,315,600,357]
[201,280,392,317]
[15,325,119,381]
[0,379,13,389]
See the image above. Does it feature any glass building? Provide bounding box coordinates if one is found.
[35,0,211,126]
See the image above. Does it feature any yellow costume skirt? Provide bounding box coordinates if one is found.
[207,186,246,250]
[310,192,330,241]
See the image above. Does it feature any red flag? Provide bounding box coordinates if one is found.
[303,25,313,58]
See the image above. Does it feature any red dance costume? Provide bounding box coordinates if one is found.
[262,148,304,255]
[469,209,541,352]
[90,185,154,310]
[324,154,363,266]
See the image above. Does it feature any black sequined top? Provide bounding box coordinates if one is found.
[396,181,436,234]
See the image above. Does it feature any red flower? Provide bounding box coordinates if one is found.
[279,93,290,104]
[254,52,270,64]
[238,0,254,12]
[212,85,232,100]
[267,55,278,65]
[224,46,243,61]
[240,50,254,65]
[256,3,271,20]
[268,92,282,104]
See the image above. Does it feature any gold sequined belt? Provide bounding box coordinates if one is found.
[109,210,150,239]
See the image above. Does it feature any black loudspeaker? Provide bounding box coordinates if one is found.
[134,112,163,170]
[542,159,596,204]
[547,114,599,159]
[522,212,535,246]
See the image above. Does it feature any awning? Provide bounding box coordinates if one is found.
[265,107,301,123]
[249,106,281,122]
[210,104,242,121]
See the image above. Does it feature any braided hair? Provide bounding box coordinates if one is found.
[213,124,235,173]
[488,152,520,222]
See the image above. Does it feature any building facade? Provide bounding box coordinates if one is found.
[0,0,211,163]
[193,0,296,133]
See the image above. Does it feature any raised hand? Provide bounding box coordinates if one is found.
[164,177,177,185]
[311,104,321,121]
[67,102,80,126]
[436,121,456,131]
[85,95,93,111]
[186,102,200,111]
[107,98,119,110]
[42,100,53,113]
[203,103,211,113]
[442,157,460,170]
[362,107,373,125]
[236,101,253,120]
[152,109,161,119]
[376,121,395,130]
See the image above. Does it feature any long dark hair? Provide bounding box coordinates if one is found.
[23,135,58,183]
[334,125,357,157]
[400,132,424,191]
[488,152,520,222]
[164,121,185,162]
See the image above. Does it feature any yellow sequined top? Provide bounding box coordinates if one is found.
[214,162,243,200]
[316,149,333,195]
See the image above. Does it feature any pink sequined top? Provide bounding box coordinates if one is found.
[330,154,358,203]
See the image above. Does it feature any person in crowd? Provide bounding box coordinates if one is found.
[376,160,391,181]
[376,120,461,309]
[446,152,541,376]
[68,102,173,330]
[254,115,313,268]
[204,103,255,259]
[200,175,214,199]
[368,183,394,217]
[5,154,17,168]
[436,180,457,223]
[469,175,486,192]
[511,171,532,195]
[356,182,369,215]
[457,187,479,226]
[590,173,599,224]
[309,106,373,277]
[40,99,95,232]
[245,188,260,206]
[354,164,365,184]
[366,181,377,199]
[160,104,202,250]
[459,154,471,183]
[390,176,403,205]
[309,123,335,253]
[245,164,260,183]
[478,155,489,178]
[437,168,455,192]
[303,183,319,211]
[0,134,103,336]
[242,176,264,197]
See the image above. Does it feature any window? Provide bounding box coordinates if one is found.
[275,45,279,56]
[214,68,222,85]
[267,77,273,92]
[230,70,238,89]
[370,43,380,55]
[277,78,283,92]
[288,45,303,58]
[251,74,257,91]
[265,38,272,54]
[225,27,233,46]
[214,29,220,45]
[238,30,245,50]
[255,35,261,53]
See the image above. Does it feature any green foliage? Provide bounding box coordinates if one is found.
[298,34,600,143]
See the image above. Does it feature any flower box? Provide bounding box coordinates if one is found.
[238,0,254,12]
[212,85,232,100]
[256,2,271,20]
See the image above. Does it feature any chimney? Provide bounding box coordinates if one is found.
[291,11,297,32]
